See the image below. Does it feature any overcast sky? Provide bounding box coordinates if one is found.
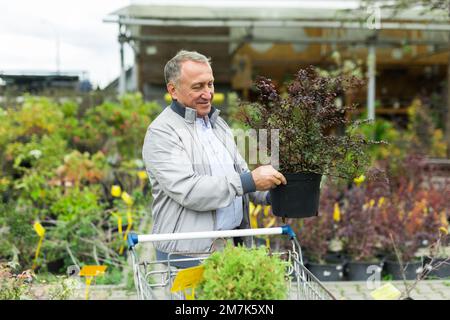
[0,0,131,89]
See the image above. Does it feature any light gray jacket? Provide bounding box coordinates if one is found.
[142,101,269,254]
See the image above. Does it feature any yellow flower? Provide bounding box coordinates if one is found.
[121,191,133,206]
[377,197,385,207]
[439,226,448,236]
[333,202,341,222]
[137,170,147,181]
[111,185,122,198]
[369,199,375,208]
[353,175,365,187]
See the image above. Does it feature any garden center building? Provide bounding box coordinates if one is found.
[105,0,450,124]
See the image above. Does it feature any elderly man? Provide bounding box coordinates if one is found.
[142,50,286,266]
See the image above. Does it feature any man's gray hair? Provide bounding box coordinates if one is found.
[164,50,211,85]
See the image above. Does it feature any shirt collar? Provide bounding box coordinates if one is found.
[170,100,219,126]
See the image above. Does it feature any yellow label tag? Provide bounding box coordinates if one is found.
[111,185,122,198]
[263,205,271,217]
[121,191,133,206]
[137,170,147,181]
[171,265,204,293]
[117,215,123,235]
[33,222,46,237]
[249,202,255,214]
[123,209,133,241]
[333,202,341,222]
[252,205,262,216]
[370,283,402,300]
[79,265,107,277]
[264,217,276,228]
[250,213,258,229]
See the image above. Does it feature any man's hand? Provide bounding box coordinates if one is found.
[251,165,287,191]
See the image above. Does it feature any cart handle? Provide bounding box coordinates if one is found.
[127,225,296,248]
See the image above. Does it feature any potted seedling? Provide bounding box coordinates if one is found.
[196,244,288,300]
[240,67,380,218]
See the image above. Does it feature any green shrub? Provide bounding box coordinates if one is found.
[0,203,37,267]
[197,244,288,300]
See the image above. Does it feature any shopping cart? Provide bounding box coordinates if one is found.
[127,225,336,300]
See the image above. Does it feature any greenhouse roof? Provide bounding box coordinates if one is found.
[105,0,450,30]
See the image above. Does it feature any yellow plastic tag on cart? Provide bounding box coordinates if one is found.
[370,283,401,300]
[32,222,46,270]
[33,221,46,237]
[171,265,204,293]
[79,265,107,277]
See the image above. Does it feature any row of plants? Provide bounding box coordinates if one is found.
[232,65,449,282]
[0,93,161,282]
[259,153,447,282]
[245,155,449,283]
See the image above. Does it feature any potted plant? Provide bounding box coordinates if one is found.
[240,67,380,218]
[196,244,288,300]
[338,179,388,281]
[377,155,447,280]
[378,193,441,280]
[295,186,345,281]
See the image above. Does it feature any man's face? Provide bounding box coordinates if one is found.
[167,60,214,117]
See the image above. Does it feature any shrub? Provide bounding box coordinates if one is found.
[239,66,383,179]
[197,244,288,300]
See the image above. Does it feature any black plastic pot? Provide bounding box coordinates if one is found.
[270,173,322,218]
[345,261,384,281]
[46,258,66,274]
[383,260,423,280]
[324,252,348,264]
[305,262,344,282]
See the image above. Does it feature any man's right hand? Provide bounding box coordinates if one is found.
[251,165,287,191]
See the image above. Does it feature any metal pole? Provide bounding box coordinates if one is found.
[118,24,126,96]
[367,43,376,121]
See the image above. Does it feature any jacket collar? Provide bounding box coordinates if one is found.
[170,100,220,126]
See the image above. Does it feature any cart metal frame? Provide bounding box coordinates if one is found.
[127,225,336,300]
